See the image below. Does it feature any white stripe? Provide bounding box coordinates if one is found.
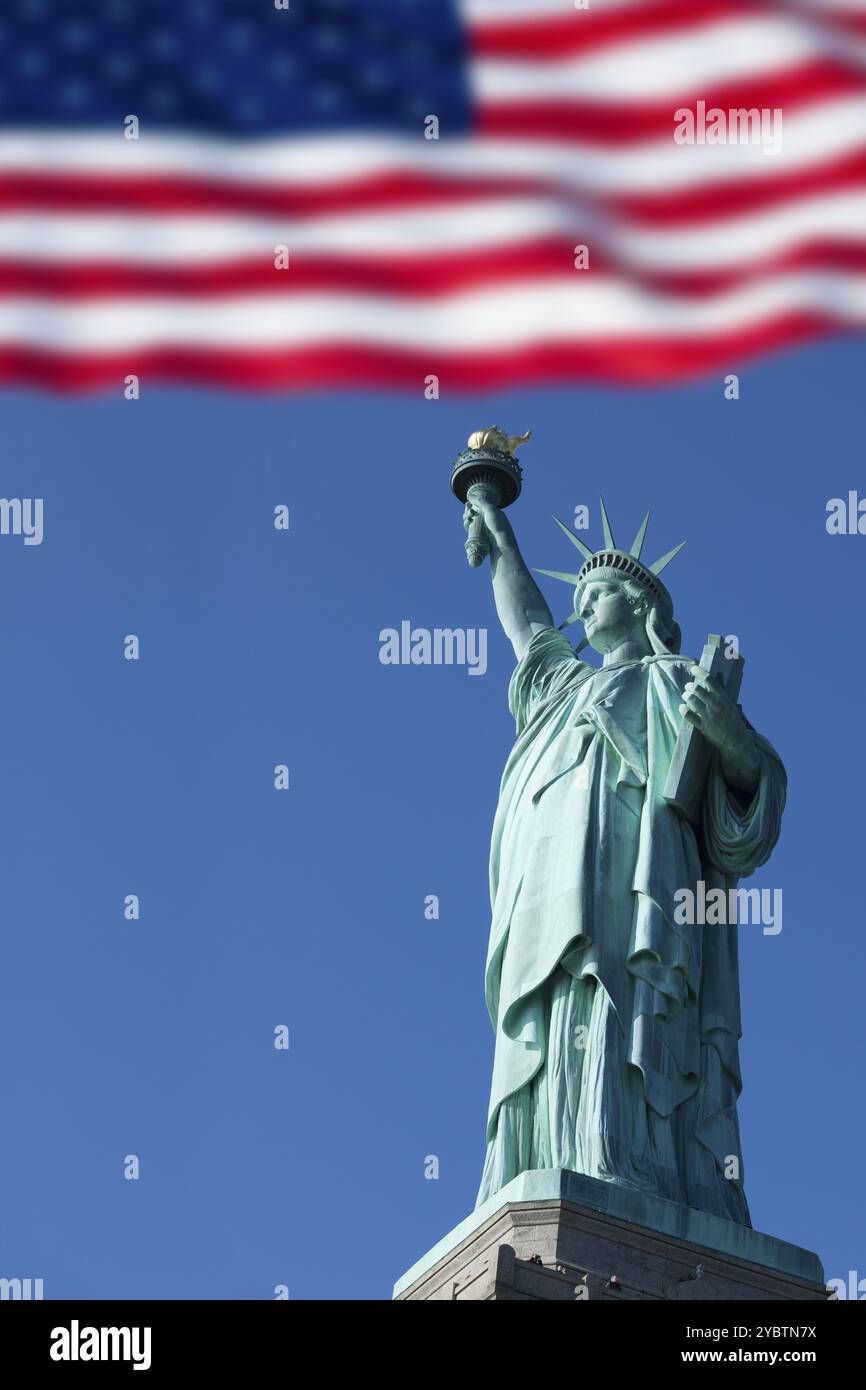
[461,0,657,19]
[786,0,866,11]
[473,17,862,102]
[1,189,865,269]
[3,99,866,192]
[0,274,863,349]
[610,190,866,265]
[0,206,587,261]
[462,0,866,18]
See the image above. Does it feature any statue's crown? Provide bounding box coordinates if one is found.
[534,498,686,629]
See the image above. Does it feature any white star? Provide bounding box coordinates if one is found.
[60,79,90,107]
[18,50,47,78]
[269,54,296,81]
[194,66,220,92]
[61,21,91,49]
[226,23,255,52]
[104,54,134,81]
[236,95,263,123]
[312,85,340,111]
[312,27,344,56]
[360,65,389,92]
[150,31,179,60]
[149,87,177,111]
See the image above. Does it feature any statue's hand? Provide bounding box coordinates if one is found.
[679,666,753,761]
[463,496,500,535]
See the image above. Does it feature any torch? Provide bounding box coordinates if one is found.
[449,427,530,567]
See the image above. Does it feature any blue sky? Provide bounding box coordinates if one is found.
[0,336,863,1299]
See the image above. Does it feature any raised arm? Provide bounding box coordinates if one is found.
[464,493,553,660]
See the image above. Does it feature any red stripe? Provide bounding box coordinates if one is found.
[611,146,866,223]
[472,0,764,60]
[0,169,546,216]
[4,141,866,227]
[0,240,864,298]
[470,0,866,60]
[479,63,866,143]
[0,316,847,390]
[0,73,860,228]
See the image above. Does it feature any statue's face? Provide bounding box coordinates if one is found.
[577,580,642,654]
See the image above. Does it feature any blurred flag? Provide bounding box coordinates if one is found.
[1,0,865,390]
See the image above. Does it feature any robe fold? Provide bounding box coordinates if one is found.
[476,627,786,1224]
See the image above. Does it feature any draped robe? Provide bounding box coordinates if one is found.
[477,628,786,1224]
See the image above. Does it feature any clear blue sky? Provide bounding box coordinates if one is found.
[0,337,863,1298]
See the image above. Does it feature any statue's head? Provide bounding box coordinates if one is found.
[534,501,685,657]
[575,570,681,656]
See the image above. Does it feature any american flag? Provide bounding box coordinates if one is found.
[1,0,865,390]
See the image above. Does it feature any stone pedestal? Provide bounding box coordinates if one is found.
[393,1169,826,1301]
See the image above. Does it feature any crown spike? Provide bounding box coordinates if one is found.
[534,567,583,586]
[630,511,650,559]
[551,514,594,561]
[599,496,616,551]
[648,540,686,575]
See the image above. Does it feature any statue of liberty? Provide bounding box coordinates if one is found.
[459,432,786,1227]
